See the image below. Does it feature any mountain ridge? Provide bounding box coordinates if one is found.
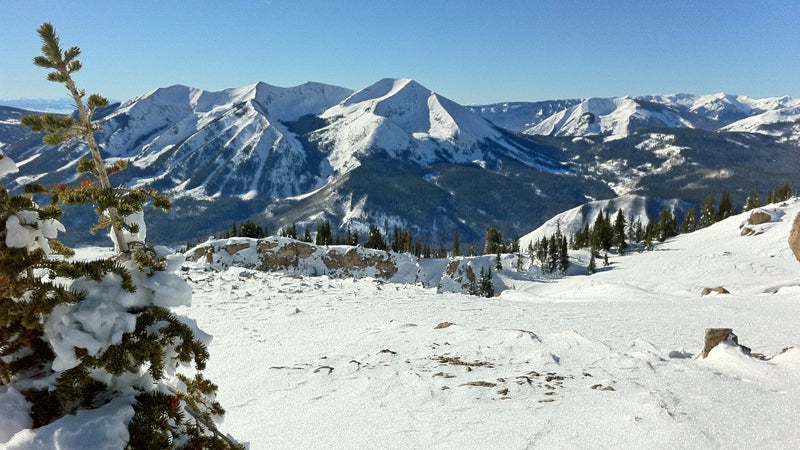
[2,79,799,246]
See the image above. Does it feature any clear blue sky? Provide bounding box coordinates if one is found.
[1,0,798,105]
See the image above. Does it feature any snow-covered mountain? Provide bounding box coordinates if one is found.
[311,78,568,173]
[721,107,800,143]
[4,81,800,246]
[472,92,800,141]
[3,78,617,245]
[522,97,700,140]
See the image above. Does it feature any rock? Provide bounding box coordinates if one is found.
[260,241,318,270]
[701,328,751,358]
[191,245,214,264]
[740,227,760,236]
[322,248,398,278]
[225,242,251,255]
[434,321,454,329]
[700,286,729,296]
[748,210,772,225]
[789,213,800,263]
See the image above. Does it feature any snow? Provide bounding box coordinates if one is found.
[0,153,18,177]
[170,199,800,448]
[0,388,31,442]
[3,397,134,450]
[5,198,800,447]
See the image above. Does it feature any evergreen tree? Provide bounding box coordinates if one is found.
[239,220,264,238]
[547,234,559,274]
[768,181,793,203]
[743,188,760,211]
[655,208,676,242]
[717,190,734,221]
[5,23,239,448]
[559,234,569,273]
[452,229,460,257]
[468,243,476,257]
[680,206,698,234]
[495,252,503,271]
[644,221,655,251]
[484,225,503,255]
[587,251,596,275]
[613,209,627,255]
[478,267,494,298]
[316,220,332,245]
[366,224,385,250]
[466,268,479,296]
[700,195,717,228]
[630,217,644,244]
[302,227,312,243]
[280,223,297,239]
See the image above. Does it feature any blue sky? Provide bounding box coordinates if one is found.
[1,0,798,105]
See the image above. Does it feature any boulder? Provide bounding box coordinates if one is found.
[701,328,751,358]
[789,213,800,263]
[700,286,729,296]
[748,210,772,225]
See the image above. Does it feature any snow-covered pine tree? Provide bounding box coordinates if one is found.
[478,267,494,298]
[680,206,698,234]
[743,188,760,212]
[2,23,240,449]
[700,195,717,229]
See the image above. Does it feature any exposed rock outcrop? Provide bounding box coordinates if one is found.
[789,213,800,263]
[322,247,398,278]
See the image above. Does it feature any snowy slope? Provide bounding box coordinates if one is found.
[3,200,800,448]
[722,107,800,143]
[467,99,583,132]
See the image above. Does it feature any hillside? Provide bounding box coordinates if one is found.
[5,199,799,448]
